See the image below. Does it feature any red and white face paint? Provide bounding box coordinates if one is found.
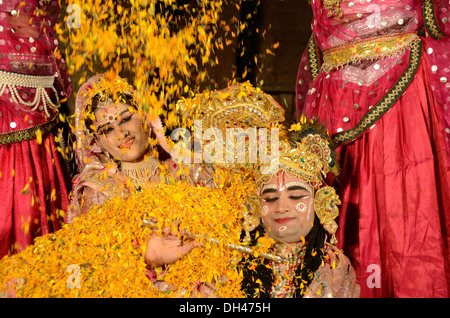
[260,171,314,243]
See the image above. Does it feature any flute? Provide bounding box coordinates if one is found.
[142,218,285,263]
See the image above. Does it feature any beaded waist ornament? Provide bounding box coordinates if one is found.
[0,70,60,117]
[322,32,420,73]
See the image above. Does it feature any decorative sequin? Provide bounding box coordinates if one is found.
[322,32,419,72]
[10,122,17,129]
[261,205,269,216]
[296,202,307,213]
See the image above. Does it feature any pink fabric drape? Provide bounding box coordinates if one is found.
[0,0,72,259]
[296,0,450,297]
[0,97,70,258]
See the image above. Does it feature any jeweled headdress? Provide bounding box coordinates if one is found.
[256,117,339,188]
[255,117,341,243]
[175,81,285,173]
[177,82,284,131]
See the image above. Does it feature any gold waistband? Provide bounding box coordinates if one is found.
[322,32,420,72]
[0,117,57,146]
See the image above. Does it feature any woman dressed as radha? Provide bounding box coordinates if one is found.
[67,74,219,222]
[295,0,450,297]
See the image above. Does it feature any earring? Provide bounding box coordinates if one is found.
[314,186,341,244]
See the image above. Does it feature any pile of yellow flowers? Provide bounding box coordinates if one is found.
[144,178,252,297]
[0,178,257,298]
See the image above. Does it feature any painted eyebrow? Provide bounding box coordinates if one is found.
[286,185,311,192]
[261,185,311,195]
[261,188,277,195]
[96,109,129,132]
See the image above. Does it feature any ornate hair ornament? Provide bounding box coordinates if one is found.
[288,116,339,177]
[81,75,138,130]
[175,81,285,173]
[176,81,284,135]
[74,74,171,171]
[256,117,339,189]
[177,81,284,126]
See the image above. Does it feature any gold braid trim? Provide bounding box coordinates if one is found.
[322,32,419,73]
[332,38,422,146]
[423,0,446,39]
[307,35,321,81]
[0,117,57,146]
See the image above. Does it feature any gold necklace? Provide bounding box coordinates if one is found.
[120,155,160,189]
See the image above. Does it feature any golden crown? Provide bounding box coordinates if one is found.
[175,82,285,173]
[176,81,284,132]
[256,117,339,189]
